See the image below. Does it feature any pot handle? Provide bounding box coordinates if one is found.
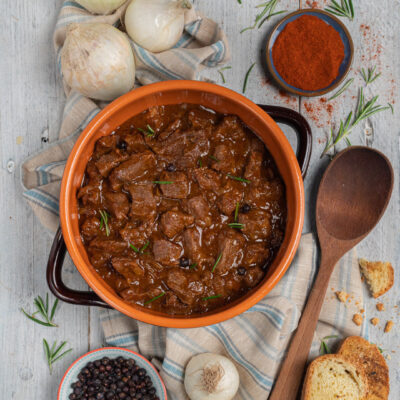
[47,227,111,308]
[257,105,312,178]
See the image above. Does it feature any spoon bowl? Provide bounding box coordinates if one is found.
[269,146,393,400]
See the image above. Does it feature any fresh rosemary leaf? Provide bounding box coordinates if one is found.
[388,103,394,114]
[153,181,174,185]
[326,0,354,21]
[237,0,242,3]
[208,155,219,162]
[202,294,222,301]
[228,223,244,229]
[140,241,150,253]
[197,158,203,167]
[319,335,338,355]
[241,0,285,33]
[218,66,232,83]
[43,339,72,374]
[361,66,381,85]
[234,201,240,222]
[189,263,197,269]
[144,292,165,305]
[328,78,354,101]
[242,62,256,93]
[99,210,110,237]
[21,294,59,327]
[227,174,251,183]
[138,124,155,136]
[129,243,140,253]
[212,253,222,273]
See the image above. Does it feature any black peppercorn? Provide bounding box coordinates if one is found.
[240,204,251,213]
[179,257,190,268]
[117,140,127,150]
[237,266,247,276]
[166,163,176,172]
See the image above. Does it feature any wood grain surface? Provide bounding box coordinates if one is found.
[0,0,399,399]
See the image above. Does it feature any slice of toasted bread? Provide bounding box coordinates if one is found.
[301,354,368,400]
[359,259,394,298]
[338,336,389,400]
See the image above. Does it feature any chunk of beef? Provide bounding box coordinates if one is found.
[250,136,266,152]
[153,239,182,266]
[77,185,101,207]
[244,266,264,287]
[188,108,217,129]
[217,180,243,215]
[193,167,222,193]
[215,230,245,274]
[245,179,285,208]
[243,243,270,267]
[186,195,212,227]
[89,238,128,254]
[158,118,182,141]
[104,191,130,220]
[166,268,203,305]
[80,217,101,241]
[160,210,194,239]
[94,135,118,156]
[215,116,247,142]
[127,183,158,218]
[123,133,148,153]
[183,227,211,265]
[158,171,189,199]
[119,220,154,248]
[210,144,235,174]
[109,151,156,190]
[145,106,165,131]
[95,150,129,177]
[244,151,264,183]
[112,257,144,283]
[239,209,271,240]
[120,286,161,303]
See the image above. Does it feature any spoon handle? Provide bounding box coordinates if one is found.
[268,253,338,400]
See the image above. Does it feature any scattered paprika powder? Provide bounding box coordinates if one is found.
[272,15,345,91]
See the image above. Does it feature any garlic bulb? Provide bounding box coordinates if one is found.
[125,0,191,53]
[75,0,128,15]
[184,353,240,400]
[61,23,135,101]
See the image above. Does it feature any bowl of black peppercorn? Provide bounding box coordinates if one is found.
[58,347,167,400]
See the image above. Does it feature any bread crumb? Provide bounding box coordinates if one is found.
[386,354,391,360]
[336,291,349,303]
[371,318,379,326]
[376,303,385,311]
[384,321,394,333]
[359,258,394,298]
[360,309,365,314]
[353,314,363,326]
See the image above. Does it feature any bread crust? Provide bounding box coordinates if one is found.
[359,259,394,298]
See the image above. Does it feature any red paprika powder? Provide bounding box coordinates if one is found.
[272,15,345,91]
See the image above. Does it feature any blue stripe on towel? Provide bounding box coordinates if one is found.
[23,189,60,214]
[163,358,184,381]
[168,330,207,354]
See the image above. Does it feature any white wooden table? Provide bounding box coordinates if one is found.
[1,0,399,398]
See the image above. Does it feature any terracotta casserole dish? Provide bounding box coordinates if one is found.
[48,80,311,328]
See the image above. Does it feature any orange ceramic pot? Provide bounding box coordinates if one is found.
[53,81,310,328]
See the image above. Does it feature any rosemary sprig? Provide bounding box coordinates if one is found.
[319,335,338,355]
[228,222,244,229]
[208,155,220,162]
[202,294,222,301]
[189,263,197,269]
[212,253,222,273]
[43,339,72,374]
[144,292,165,305]
[322,88,393,157]
[152,181,174,184]
[328,78,354,101]
[197,158,203,167]
[129,241,150,254]
[218,66,232,84]
[237,0,242,4]
[325,0,354,21]
[227,174,251,184]
[234,201,240,222]
[361,66,381,85]
[138,124,155,137]
[242,62,256,93]
[99,210,110,237]
[241,0,286,33]
[21,294,59,327]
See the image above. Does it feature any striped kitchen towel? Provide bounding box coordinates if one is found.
[21,0,229,231]
[101,233,366,400]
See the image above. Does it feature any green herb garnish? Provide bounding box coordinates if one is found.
[21,294,59,327]
[197,158,203,167]
[140,241,150,253]
[227,174,251,183]
[129,241,149,254]
[152,181,174,185]
[43,339,72,374]
[237,0,242,4]
[218,66,232,84]
[99,210,110,237]
[144,292,165,305]
[212,253,222,273]
[228,223,244,229]
[361,66,381,85]
[234,201,240,222]
[322,88,393,157]
[319,335,338,355]
[202,294,222,301]
[242,62,256,93]
[325,0,354,21]
[208,155,220,162]
[241,0,286,33]
[138,124,155,137]
[189,263,197,269]
[328,78,354,101]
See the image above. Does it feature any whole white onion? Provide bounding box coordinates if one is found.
[184,353,240,400]
[75,0,128,15]
[125,0,191,53]
[61,23,135,101]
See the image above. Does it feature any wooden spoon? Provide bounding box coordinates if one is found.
[269,146,394,400]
